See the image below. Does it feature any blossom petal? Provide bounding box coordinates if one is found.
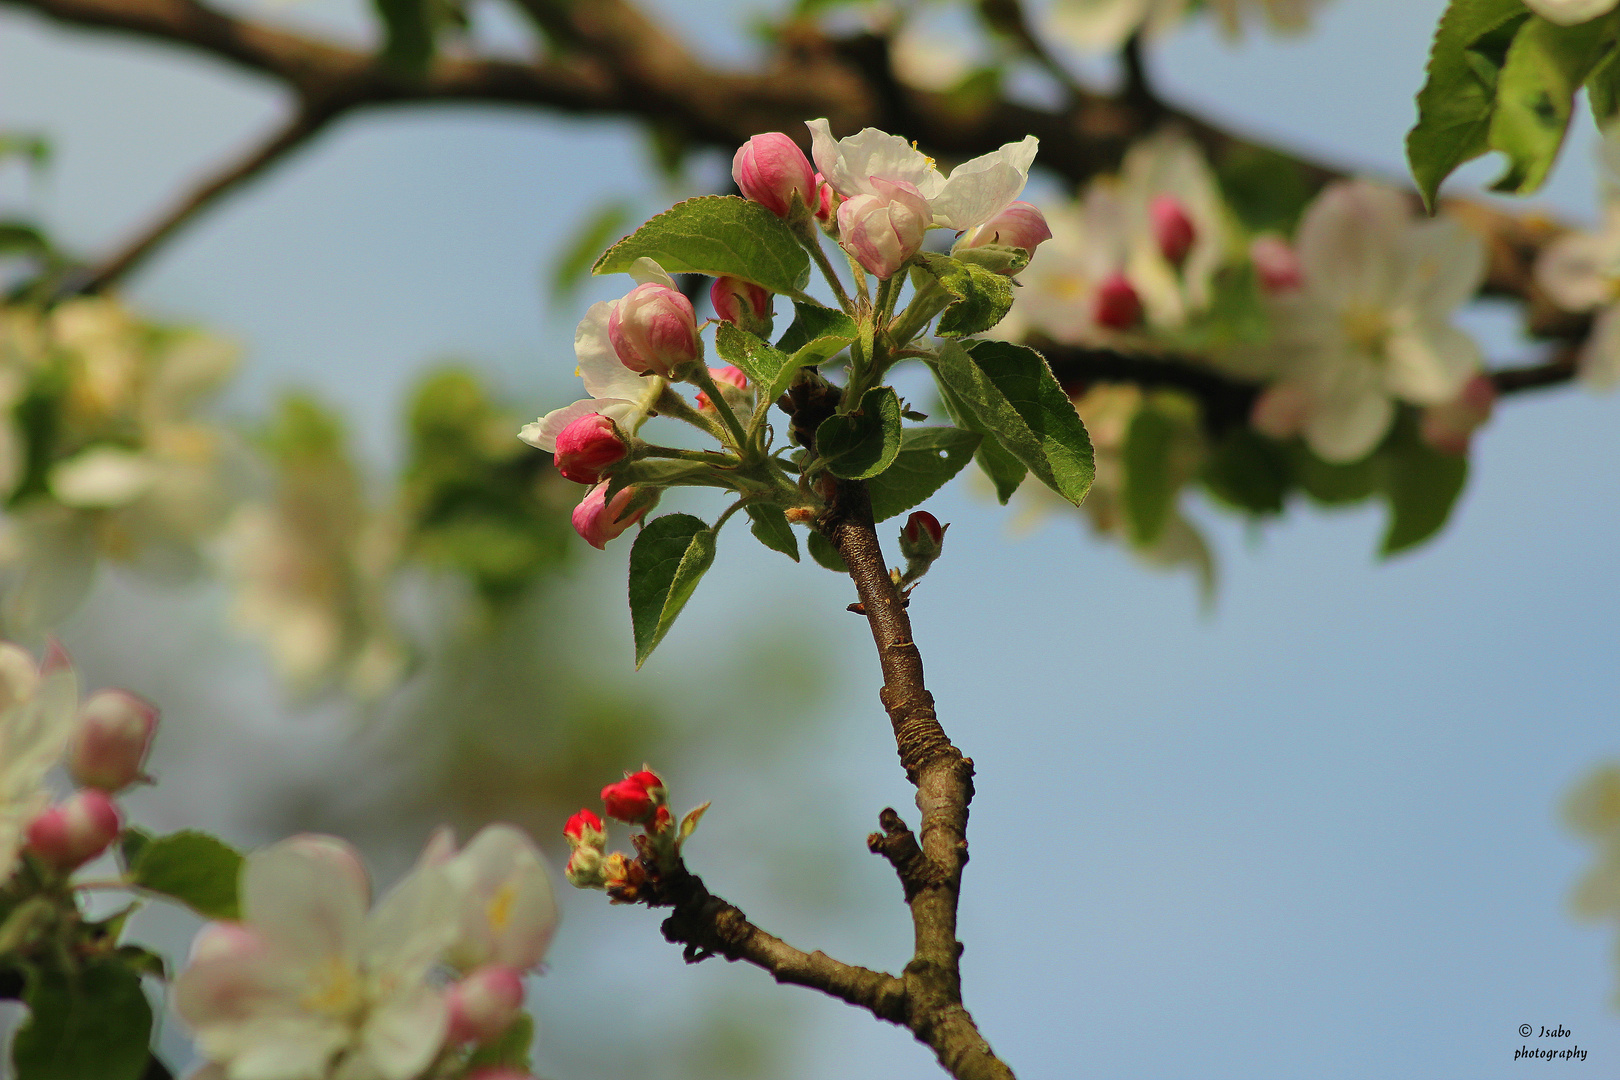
[1537,218,1620,312]
[1302,382,1393,463]
[1296,180,1408,307]
[355,986,449,1080]
[574,302,645,401]
[1401,217,1487,319]
[1383,322,1480,405]
[1580,303,1620,391]
[806,119,944,201]
[519,398,636,454]
[627,257,678,290]
[210,1016,349,1080]
[1524,0,1620,27]
[929,137,1039,231]
[361,859,458,985]
[445,824,558,972]
[240,837,370,964]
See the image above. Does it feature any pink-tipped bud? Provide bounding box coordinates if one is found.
[446,965,525,1045]
[1150,195,1196,269]
[1250,382,1310,440]
[954,202,1052,266]
[1250,233,1303,293]
[572,483,654,550]
[710,277,774,338]
[25,789,122,871]
[836,178,931,280]
[553,413,628,486]
[608,283,701,378]
[1092,273,1143,330]
[732,133,818,219]
[601,768,665,824]
[68,689,158,793]
[695,366,750,412]
[900,510,946,554]
[563,808,606,850]
[814,173,838,225]
[1420,373,1497,455]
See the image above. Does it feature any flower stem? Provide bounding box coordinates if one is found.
[690,366,751,454]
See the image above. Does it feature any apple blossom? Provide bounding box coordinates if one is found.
[1117,131,1229,327]
[813,172,838,225]
[836,178,932,279]
[445,964,525,1044]
[440,824,558,974]
[608,281,702,378]
[1231,179,1486,463]
[952,202,1053,265]
[1047,0,1319,51]
[710,276,773,337]
[68,688,158,792]
[1535,202,1620,390]
[552,413,628,486]
[899,511,947,560]
[0,643,79,884]
[732,133,818,219]
[994,186,1135,344]
[808,119,1038,234]
[602,769,664,824]
[173,834,459,1080]
[563,808,605,850]
[25,788,121,870]
[571,483,654,549]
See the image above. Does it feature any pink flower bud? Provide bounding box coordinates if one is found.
[1250,233,1303,293]
[446,965,525,1044]
[1250,383,1310,440]
[1092,272,1144,330]
[710,277,774,337]
[553,413,628,485]
[572,483,654,550]
[25,789,121,870]
[1420,373,1496,455]
[563,808,605,849]
[68,689,158,792]
[836,178,931,280]
[814,172,838,225]
[601,769,664,824]
[695,365,750,412]
[955,202,1052,263]
[732,133,818,219]
[608,283,701,378]
[902,510,946,548]
[1150,195,1196,269]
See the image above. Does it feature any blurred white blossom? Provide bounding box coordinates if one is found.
[0,643,78,885]
[1046,0,1321,51]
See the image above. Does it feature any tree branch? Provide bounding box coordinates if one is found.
[819,479,1013,1080]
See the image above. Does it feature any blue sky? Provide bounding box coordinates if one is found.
[4,0,1620,1077]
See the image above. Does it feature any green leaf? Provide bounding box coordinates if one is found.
[0,135,49,170]
[932,374,1027,503]
[1587,40,1620,119]
[865,427,981,522]
[467,1013,533,1072]
[117,827,151,870]
[1406,0,1533,208]
[1379,428,1470,555]
[1215,144,1314,233]
[550,200,635,303]
[813,386,903,480]
[745,504,800,561]
[776,301,856,358]
[1201,428,1291,515]
[593,196,811,294]
[12,961,152,1080]
[372,0,438,74]
[930,341,1093,506]
[1122,407,1177,547]
[129,831,244,920]
[1292,444,1381,505]
[113,947,166,981]
[913,252,1015,337]
[713,322,809,405]
[628,514,717,667]
[1488,13,1619,194]
[0,221,49,257]
[806,529,848,573]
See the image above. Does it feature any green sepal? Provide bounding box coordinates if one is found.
[466,1013,533,1072]
[813,386,903,480]
[593,196,810,294]
[806,529,848,573]
[628,514,717,667]
[912,252,1015,337]
[128,830,244,920]
[745,503,800,561]
[12,961,153,1080]
[949,244,1030,277]
[865,427,981,522]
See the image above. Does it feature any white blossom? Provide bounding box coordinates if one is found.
[0,643,79,884]
[1046,0,1321,51]
[1536,204,1620,391]
[426,824,559,974]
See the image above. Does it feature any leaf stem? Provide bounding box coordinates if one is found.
[689,366,751,454]
[796,220,856,314]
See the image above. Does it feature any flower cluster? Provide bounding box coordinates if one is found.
[174,824,556,1080]
[563,768,708,904]
[1535,124,1620,391]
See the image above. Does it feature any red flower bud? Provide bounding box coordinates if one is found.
[563,808,605,849]
[601,769,665,824]
[68,689,158,793]
[446,965,525,1044]
[695,365,750,412]
[710,277,774,337]
[1250,233,1303,292]
[572,483,654,550]
[898,510,947,564]
[553,413,628,485]
[25,789,121,871]
[1092,272,1144,331]
[732,133,818,219]
[608,283,701,378]
[1150,195,1196,269]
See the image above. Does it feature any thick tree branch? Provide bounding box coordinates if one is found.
[818,480,1012,1080]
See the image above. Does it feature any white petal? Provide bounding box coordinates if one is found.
[1400,217,1487,318]
[518,398,635,453]
[807,120,944,200]
[929,137,1039,231]
[574,302,644,401]
[627,258,677,290]
[445,823,559,972]
[215,1017,349,1080]
[1580,303,1620,390]
[1295,180,1409,307]
[356,987,449,1080]
[1303,384,1394,463]
[241,837,369,964]
[48,447,157,509]
[361,860,458,984]
[1383,321,1480,405]
[1523,0,1619,26]
[1537,228,1619,312]
[1046,0,1159,50]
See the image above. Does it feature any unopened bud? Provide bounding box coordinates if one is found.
[695,365,750,412]
[1150,195,1196,269]
[899,511,947,561]
[1250,382,1310,440]
[553,413,629,486]
[68,689,158,793]
[446,965,525,1044]
[1250,233,1303,292]
[711,277,774,338]
[733,133,818,219]
[953,202,1052,268]
[601,768,665,824]
[608,283,702,378]
[25,789,122,871]
[1092,272,1144,330]
[1420,373,1496,455]
[572,483,656,550]
[563,808,606,850]
[565,845,606,888]
[814,172,839,226]
[837,179,930,279]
